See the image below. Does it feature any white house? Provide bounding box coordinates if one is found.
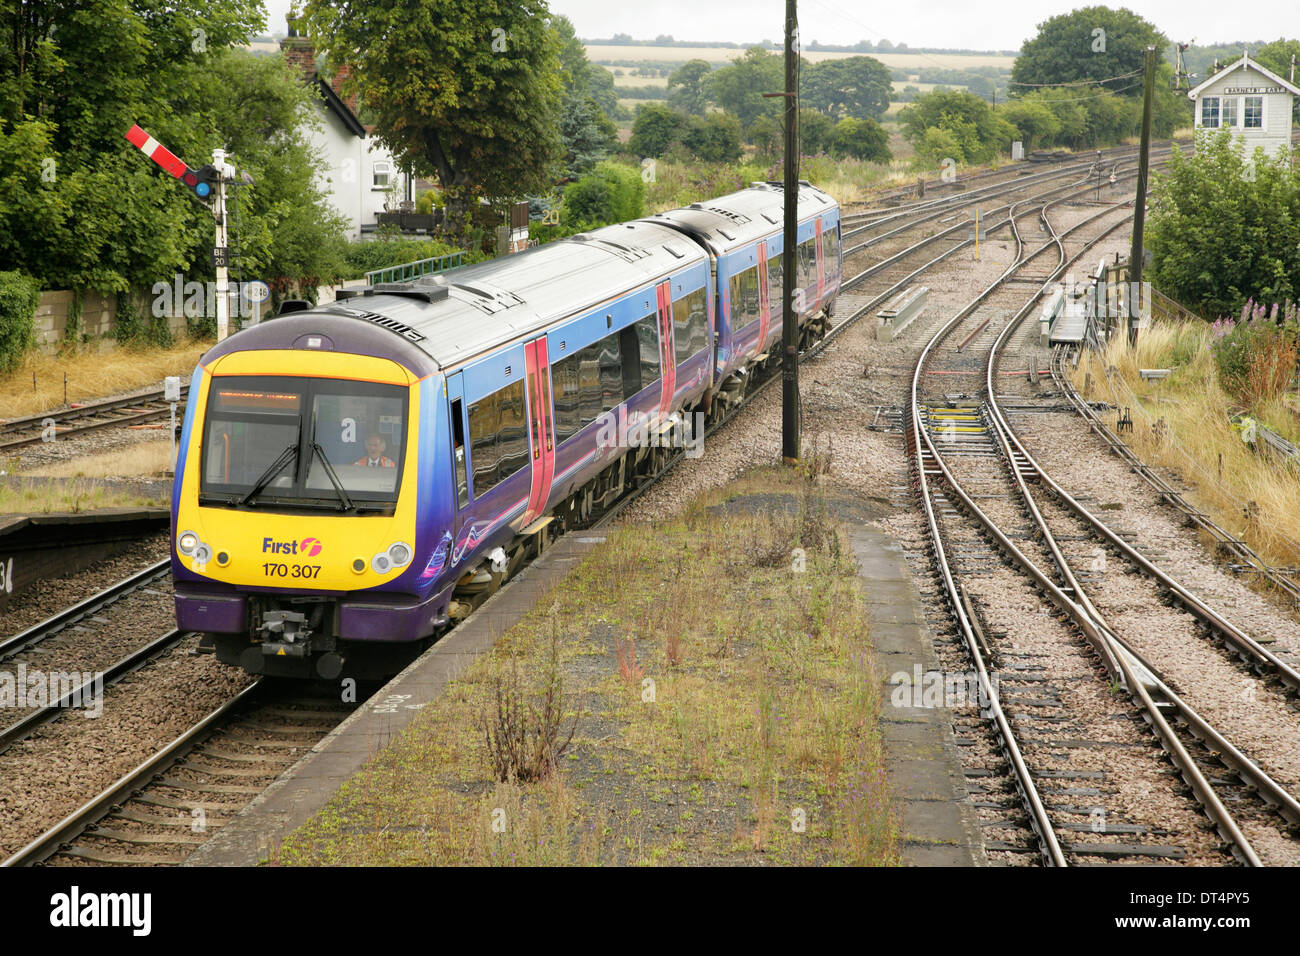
[281,30,410,239]
[1187,53,1298,159]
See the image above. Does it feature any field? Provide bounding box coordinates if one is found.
[585,44,1015,71]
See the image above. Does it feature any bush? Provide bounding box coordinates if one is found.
[114,291,172,349]
[628,103,687,158]
[829,117,891,162]
[563,161,645,227]
[342,237,462,279]
[1210,307,1300,405]
[0,271,40,373]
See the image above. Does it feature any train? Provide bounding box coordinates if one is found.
[170,181,843,679]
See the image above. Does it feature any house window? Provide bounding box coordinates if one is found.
[1201,97,1220,128]
[1244,96,1263,128]
[372,161,392,189]
[1220,97,1237,128]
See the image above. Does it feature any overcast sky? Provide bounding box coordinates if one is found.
[260,1,1294,52]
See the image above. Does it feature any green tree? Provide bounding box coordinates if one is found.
[799,108,836,154]
[563,161,644,227]
[682,112,742,163]
[0,0,264,293]
[667,59,712,116]
[803,56,892,121]
[998,97,1063,151]
[303,0,564,242]
[628,103,687,158]
[829,117,891,161]
[1147,132,1300,316]
[899,90,1015,164]
[706,46,786,131]
[1011,6,1168,89]
[748,114,782,159]
[1254,39,1300,122]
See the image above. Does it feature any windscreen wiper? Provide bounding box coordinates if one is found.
[239,443,299,506]
[311,441,355,511]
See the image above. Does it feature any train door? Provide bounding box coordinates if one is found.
[757,241,771,354]
[521,337,556,529]
[654,279,676,417]
[445,372,471,536]
[815,218,825,307]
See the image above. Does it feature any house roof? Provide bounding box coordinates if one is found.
[1187,53,1300,100]
[315,76,366,138]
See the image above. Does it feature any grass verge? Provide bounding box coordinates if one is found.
[1074,321,1300,571]
[0,338,211,421]
[273,463,899,866]
[0,477,163,514]
[21,440,174,479]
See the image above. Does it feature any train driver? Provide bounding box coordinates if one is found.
[355,433,396,468]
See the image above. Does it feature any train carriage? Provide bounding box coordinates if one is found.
[170,183,840,679]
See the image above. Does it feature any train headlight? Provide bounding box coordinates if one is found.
[371,552,392,574]
[193,544,213,565]
[178,531,199,555]
[387,542,412,567]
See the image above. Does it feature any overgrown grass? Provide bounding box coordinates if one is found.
[0,338,210,421]
[1075,321,1300,570]
[0,477,162,514]
[274,464,899,866]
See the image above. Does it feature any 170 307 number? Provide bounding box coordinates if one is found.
[261,563,322,579]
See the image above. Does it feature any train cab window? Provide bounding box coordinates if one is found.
[672,288,708,364]
[451,398,469,509]
[199,376,407,513]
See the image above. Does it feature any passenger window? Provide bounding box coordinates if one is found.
[673,288,707,364]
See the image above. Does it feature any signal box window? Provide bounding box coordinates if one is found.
[1244,96,1263,128]
[1201,97,1220,128]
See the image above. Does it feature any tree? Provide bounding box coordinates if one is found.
[0,0,264,293]
[551,14,617,180]
[682,113,742,163]
[998,97,1063,151]
[803,56,892,121]
[899,90,1015,164]
[1254,39,1300,121]
[748,114,782,159]
[1011,6,1168,89]
[667,59,712,116]
[799,108,836,154]
[829,117,891,161]
[303,0,564,242]
[1147,133,1300,317]
[563,162,644,227]
[629,103,687,158]
[706,46,786,132]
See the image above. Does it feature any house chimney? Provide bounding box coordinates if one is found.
[330,63,359,116]
[280,25,316,80]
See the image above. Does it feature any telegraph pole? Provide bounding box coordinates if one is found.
[780,0,800,463]
[1128,44,1157,347]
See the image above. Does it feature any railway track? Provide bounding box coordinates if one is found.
[0,385,187,452]
[907,193,1300,864]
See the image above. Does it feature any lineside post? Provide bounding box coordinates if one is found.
[1128,44,1156,348]
[781,0,800,464]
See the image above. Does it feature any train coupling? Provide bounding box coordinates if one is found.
[260,610,312,658]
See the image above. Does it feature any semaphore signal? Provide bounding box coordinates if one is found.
[125,123,245,342]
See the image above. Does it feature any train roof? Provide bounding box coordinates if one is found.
[642,182,837,253]
[206,219,708,373]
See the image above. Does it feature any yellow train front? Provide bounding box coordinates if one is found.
[171,313,450,680]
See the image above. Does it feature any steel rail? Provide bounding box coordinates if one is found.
[0,559,171,663]
[1,679,264,867]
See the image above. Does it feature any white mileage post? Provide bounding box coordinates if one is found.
[165,375,181,473]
